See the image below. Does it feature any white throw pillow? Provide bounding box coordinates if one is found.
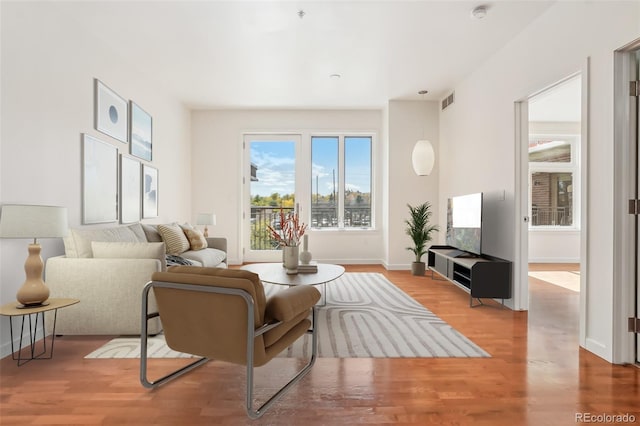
[91,241,167,271]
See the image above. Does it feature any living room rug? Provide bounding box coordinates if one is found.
[85,272,490,359]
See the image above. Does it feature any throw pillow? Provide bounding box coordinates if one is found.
[181,226,208,251]
[157,223,191,255]
[91,241,167,271]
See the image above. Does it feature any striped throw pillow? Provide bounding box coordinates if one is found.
[157,223,191,255]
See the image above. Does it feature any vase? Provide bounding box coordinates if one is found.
[300,235,312,264]
[283,245,299,274]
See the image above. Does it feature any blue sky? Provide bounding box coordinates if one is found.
[250,137,371,197]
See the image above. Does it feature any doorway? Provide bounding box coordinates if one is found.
[242,134,301,263]
[527,75,582,329]
[514,66,589,347]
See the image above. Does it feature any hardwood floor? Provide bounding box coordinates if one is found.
[1,265,638,425]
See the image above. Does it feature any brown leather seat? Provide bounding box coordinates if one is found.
[140,266,320,418]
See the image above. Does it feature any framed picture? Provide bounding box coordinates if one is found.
[129,101,152,161]
[94,79,128,143]
[142,164,158,218]
[82,134,118,224]
[120,155,141,224]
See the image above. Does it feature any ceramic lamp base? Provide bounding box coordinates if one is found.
[16,243,49,306]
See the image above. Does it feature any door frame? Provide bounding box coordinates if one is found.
[242,133,302,263]
[613,38,640,365]
[514,60,589,349]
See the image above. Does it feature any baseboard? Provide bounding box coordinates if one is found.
[0,326,47,360]
[584,337,611,363]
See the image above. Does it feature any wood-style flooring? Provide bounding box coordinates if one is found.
[0,265,638,425]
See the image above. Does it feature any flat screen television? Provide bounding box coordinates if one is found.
[446,192,483,256]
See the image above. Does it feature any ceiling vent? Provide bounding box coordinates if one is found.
[441,92,455,111]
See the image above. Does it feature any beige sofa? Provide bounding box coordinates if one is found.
[46,222,227,335]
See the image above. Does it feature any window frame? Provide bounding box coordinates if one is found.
[528,134,580,231]
[310,133,375,231]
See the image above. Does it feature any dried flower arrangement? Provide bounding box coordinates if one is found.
[267,208,307,247]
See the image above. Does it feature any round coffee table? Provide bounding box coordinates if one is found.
[240,263,345,305]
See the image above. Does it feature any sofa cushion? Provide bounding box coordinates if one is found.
[91,241,167,271]
[181,248,226,267]
[182,227,208,251]
[141,224,163,242]
[64,224,147,258]
[157,223,191,255]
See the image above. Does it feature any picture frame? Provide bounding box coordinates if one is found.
[94,79,128,143]
[120,155,141,224]
[129,101,152,161]
[82,134,119,224]
[142,164,159,218]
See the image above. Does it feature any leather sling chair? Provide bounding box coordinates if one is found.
[140,266,321,419]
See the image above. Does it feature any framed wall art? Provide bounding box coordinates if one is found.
[94,79,128,143]
[130,101,152,161]
[120,155,141,224]
[142,164,158,218]
[82,134,118,224]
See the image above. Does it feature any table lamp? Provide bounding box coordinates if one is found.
[0,204,68,307]
[196,213,216,237]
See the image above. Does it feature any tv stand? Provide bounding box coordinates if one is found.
[446,249,467,258]
[427,245,512,307]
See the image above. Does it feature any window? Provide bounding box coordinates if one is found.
[311,135,372,229]
[529,136,579,228]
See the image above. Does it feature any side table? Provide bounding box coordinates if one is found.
[0,298,79,366]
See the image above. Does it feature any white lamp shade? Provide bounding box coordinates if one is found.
[412,140,435,176]
[196,213,216,226]
[0,204,68,239]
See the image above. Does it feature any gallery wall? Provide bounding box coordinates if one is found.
[0,2,192,357]
[438,1,640,361]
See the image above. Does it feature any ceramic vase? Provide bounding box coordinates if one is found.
[283,245,299,274]
[300,235,312,264]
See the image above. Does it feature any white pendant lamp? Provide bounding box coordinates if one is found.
[412,90,435,176]
[412,139,435,176]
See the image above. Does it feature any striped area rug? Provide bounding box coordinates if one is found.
[85,272,489,359]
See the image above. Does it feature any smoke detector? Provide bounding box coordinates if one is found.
[471,5,487,19]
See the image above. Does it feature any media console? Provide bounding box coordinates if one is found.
[427,245,512,307]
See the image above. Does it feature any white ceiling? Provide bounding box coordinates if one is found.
[50,1,555,109]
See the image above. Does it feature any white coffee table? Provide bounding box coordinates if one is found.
[240,263,345,305]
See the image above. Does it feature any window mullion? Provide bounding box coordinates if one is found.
[338,136,346,228]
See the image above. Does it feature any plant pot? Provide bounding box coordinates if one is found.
[411,261,426,276]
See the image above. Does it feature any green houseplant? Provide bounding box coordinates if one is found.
[405,202,439,276]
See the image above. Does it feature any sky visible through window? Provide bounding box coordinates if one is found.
[251,138,371,197]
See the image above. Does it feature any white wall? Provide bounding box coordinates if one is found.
[438,1,640,361]
[0,2,192,357]
[387,100,440,269]
[190,109,384,265]
[529,230,580,263]
[190,103,440,269]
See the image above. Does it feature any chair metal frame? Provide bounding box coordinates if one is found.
[140,280,318,419]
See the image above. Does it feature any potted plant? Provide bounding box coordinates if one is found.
[405,202,439,276]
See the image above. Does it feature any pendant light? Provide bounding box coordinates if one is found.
[412,90,435,176]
